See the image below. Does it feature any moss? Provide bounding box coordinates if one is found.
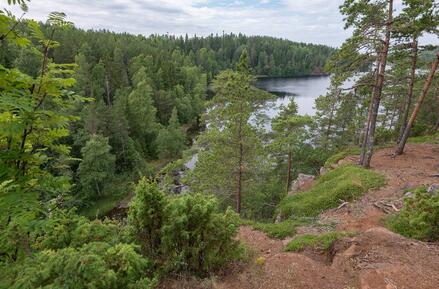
[284,231,354,252]
[241,218,312,239]
[407,132,439,144]
[324,147,362,169]
[278,165,385,218]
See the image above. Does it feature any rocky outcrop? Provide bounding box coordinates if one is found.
[427,183,439,196]
[288,173,315,195]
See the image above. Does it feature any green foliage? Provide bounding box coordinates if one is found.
[77,134,116,200]
[31,209,123,251]
[0,11,87,262]
[161,193,241,274]
[278,165,385,218]
[1,242,156,289]
[127,180,242,275]
[155,108,186,159]
[190,54,273,214]
[387,187,439,241]
[284,231,354,252]
[242,218,311,239]
[128,178,166,255]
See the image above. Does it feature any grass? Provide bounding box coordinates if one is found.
[408,132,439,144]
[284,231,354,252]
[241,218,313,239]
[277,164,386,218]
[324,147,362,169]
[79,194,125,219]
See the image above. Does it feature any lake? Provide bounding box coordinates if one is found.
[185,76,331,169]
[256,75,331,116]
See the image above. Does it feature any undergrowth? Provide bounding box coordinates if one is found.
[241,218,313,239]
[386,186,439,241]
[284,231,354,252]
[408,132,439,144]
[277,165,385,218]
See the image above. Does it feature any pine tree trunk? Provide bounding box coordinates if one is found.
[324,89,340,149]
[398,38,418,142]
[236,141,243,214]
[433,118,439,133]
[286,151,292,193]
[361,0,393,168]
[236,102,244,214]
[396,52,439,155]
[359,64,380,165]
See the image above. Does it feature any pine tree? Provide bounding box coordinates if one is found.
[271,101,313,193]
[190,50,271,214]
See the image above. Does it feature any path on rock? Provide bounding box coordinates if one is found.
[215,143,439,289]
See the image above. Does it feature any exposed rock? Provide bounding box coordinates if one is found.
[274,213,282,223]
[404,191,414,198]
[319,167,328,176]
[288,173,315,195]
[427,183,439,196]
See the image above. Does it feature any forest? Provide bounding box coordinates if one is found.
[0,0,438,288]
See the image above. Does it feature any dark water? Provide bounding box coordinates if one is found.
[256,76,331,116]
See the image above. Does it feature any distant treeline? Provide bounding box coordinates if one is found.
[1,26,335,81]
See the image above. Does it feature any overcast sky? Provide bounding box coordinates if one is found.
[5,0,437,47]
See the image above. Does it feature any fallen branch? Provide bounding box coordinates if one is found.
[337,201,349,210]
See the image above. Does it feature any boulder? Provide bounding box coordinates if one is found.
[288,173,315,195]
[427,183,439,197]
[319,167,328,176]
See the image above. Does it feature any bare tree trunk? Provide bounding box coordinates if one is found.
[398,38,418,142]
[431,83,439,133]
[105,74,111,105]
[361,0,393,168]
[236,102,244,214]
[286,151,292,193]
[396,52,439,155]
[433,118,439,132]
[324,89,340,150]
[236,140,243,214]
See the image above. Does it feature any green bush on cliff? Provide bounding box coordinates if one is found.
[387,187,439,241]
[277,165,385,218]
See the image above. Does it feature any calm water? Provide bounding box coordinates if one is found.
[185,76,331,169]
[256,76,330,116]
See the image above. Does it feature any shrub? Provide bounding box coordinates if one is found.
[127,178,166,255]
[278,165,385,218]
[284,231,353,252]
[1,242,156,289]
[127,180,243,275]
[387,187,439,241]
[161,193,241,275]
[31,209,122,250]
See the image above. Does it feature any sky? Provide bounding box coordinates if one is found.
[5,0,437,47]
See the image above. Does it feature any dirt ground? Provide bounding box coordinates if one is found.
[159,144,439,289]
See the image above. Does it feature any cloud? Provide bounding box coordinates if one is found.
[1,0,355,46]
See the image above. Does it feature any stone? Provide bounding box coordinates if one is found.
[288,173,315,195]
[319,167,328,176]
[427,183,439,197]
[404,191,414,198]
